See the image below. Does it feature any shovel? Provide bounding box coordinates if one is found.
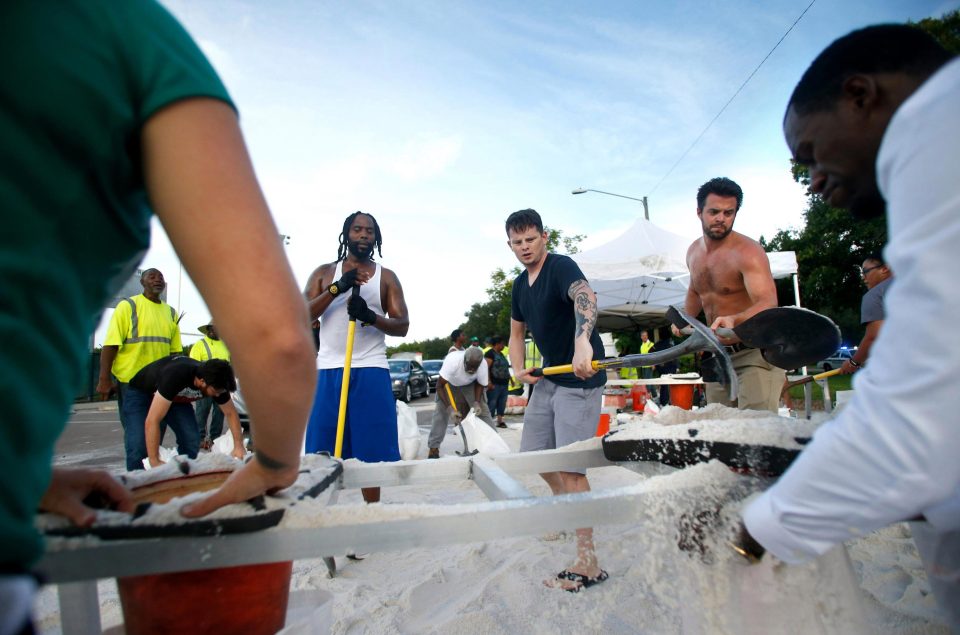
[530,308,739,402]
[443,382,477,456]
[334,287,362,458]
[780,367,843,397]
[667,306,841,370]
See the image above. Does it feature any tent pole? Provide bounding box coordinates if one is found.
[792,273,802,308]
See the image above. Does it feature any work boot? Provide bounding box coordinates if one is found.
[497,420,508,429]
[428,447,439,459]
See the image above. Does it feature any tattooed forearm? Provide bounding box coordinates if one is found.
[568,279,597,339]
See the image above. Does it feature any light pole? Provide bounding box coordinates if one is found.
[572,187,649,220]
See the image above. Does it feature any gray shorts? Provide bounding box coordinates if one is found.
[520,379,603,466]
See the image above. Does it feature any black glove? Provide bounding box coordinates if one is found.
[327,268,359,297]
[347,293,377,325]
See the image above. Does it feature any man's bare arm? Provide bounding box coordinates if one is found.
[144,394,173,468]
[96,345,119,398]
[303,264,336,321]
[219,398,246,459]
[375,268,410,337]
[141,98,315,516]
[509,318,537,384]
[567,279,599,379]
[711,244,778,330]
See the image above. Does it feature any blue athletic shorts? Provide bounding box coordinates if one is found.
[305,367,401,462]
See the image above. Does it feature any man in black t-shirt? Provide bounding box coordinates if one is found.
[506,208,608,593]
[127,357,245,469]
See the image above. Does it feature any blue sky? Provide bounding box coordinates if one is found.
[97,0,958,345]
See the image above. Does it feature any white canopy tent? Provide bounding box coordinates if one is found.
[572,218,799,332]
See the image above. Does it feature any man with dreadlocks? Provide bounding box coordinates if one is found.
[303,211,409,503]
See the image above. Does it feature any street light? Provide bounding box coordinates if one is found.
[572,187,649,220]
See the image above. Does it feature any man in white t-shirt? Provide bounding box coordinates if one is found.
[427,347,495,458]
[726,25,959,629]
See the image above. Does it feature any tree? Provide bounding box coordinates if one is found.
[763,10,958,345]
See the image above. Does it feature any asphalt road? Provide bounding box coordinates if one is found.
[55,392,440,472]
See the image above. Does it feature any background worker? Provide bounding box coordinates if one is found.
[129,357,246,468]
[190,321,231,448]
[98,268,183,465]
[841,253,892,373]
[0,1,316,628]
[638,329,657,398]
[678,177,784,412]
[428,347,496,458]
[484,336,511,428]
[507,208,608,593]
[303,211,408,504]
[448,328,466,353]
[98,269,186,470]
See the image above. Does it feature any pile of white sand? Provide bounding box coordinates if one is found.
[34,406,949,634]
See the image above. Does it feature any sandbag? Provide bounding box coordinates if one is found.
[459,412,510,455]
[396,400,421,460]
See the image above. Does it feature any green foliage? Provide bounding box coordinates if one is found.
[912,10,960,54]
[387,336,449,360]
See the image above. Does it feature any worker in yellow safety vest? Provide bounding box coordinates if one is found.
[638,330,657,397]
[190,321,232,449]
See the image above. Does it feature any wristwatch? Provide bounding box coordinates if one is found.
[327,282,342,296]
[848,358,861,368]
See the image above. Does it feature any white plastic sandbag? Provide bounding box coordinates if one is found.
[212,430,244,456]
[396,400,421,460]
[141,445,179,470]
[459,411,510,455]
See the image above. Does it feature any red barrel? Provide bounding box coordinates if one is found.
[671,384,694,410]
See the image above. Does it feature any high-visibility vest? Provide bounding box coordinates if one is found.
[523,339,542,369]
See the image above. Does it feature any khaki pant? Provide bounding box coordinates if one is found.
[705,347,785,413]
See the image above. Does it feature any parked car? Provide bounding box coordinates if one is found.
[814,348,857,373]
[389,359,430,402]
[421,359,442,393]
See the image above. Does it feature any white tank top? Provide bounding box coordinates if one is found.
[315,262,388,369]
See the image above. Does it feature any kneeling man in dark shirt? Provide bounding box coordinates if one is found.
[125,356,245,469]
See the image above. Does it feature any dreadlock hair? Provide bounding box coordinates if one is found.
[337,211,383,262]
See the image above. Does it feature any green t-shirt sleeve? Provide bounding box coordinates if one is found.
[115,0,235,124]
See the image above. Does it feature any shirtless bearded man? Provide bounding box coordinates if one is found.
[681,177,783,412]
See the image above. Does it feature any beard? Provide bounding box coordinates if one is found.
[348,240,374,260]
[703,224,733,241]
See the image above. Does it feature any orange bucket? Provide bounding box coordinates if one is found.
[117,471,292,635]
[670,384,694,410]
[596,413,611,436]
[630,384,647,412]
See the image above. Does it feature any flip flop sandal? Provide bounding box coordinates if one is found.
[556,569,609,593]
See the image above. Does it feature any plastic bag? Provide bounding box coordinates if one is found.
[459,412,510,455]
[396,400,421,460]
[142,445,178,470]
[212,431,245,456]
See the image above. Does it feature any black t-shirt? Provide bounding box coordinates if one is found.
[511,253,606,389]
[129,356,229,404]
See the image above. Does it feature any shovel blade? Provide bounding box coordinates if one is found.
[734,307,841,369]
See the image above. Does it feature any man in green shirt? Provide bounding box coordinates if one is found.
[0,1,316,626]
